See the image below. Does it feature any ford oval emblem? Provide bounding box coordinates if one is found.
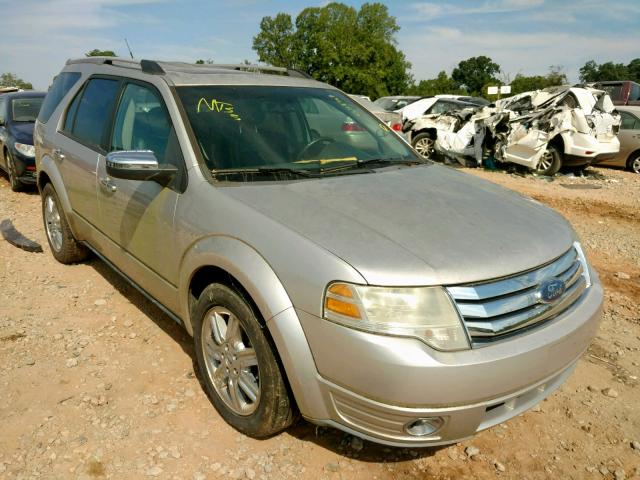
[538,278,566,304]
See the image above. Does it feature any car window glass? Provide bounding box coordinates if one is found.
[620,112,637,130]
[63,89,82,133]
[630,84,640,102]
[0,98,5,124]
[69,78,119,149]
[429,101,449,114]
[38,72,82,124]
[110,82,182,166]
[12,97,44,122]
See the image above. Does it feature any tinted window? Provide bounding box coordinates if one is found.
[620,111,639,130]
[630,83,640,102]
[38,72,81,123]
[11,97,44,122]
[67,78,119,149]
[110,82,182,165]
[0,98,5,124]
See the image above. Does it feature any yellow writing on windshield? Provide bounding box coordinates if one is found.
[197,98,242,121]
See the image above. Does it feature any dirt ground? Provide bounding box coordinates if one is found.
[0,165,639,480]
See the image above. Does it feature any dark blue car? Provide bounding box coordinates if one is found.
[0,91,46,190]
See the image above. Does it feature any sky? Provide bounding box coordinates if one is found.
[1,0,639,90]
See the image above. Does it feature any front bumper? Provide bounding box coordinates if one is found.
[274,272,602,447]
[11,150,37,184]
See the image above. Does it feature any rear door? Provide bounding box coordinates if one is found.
[57,77,121,225]
[95,80,186,301]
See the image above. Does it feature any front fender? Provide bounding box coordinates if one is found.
[178,235,293,335]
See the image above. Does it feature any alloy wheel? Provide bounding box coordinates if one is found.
[414,137,434,158]
[44,195,63,252]
[537,151,553,172]
[632,156,640,174]
[201,306,261,416]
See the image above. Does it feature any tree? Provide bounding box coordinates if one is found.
[252,2,412,98]
[408,71,463,96]
[195,59,215,64]
[0,72,33,89]
[451,56,500,95]
[509,66,568,95]
[579,59,639,82]
[85,49,116,57]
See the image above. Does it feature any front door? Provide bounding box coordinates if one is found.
[96,81,185,305]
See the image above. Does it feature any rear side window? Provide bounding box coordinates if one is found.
[620,111,639,130]
[38,72,81,124]
[63,78,120,150]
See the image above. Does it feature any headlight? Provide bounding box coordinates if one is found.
[573,241,592,288]
[15,143,35,158]
[323,282,470,351]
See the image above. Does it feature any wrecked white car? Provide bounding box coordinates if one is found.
[406,86,621,175]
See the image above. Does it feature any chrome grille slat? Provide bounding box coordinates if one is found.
[447,248,577,301]
[447,246,588,345]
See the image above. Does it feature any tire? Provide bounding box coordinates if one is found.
[6,151,23,192]
[627,152,640,174]
[41,183,88,263]
[535,144,562,176]
[412,132,435,158]
[193,283,295,438]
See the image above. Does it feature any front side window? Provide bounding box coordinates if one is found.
[11,97,44,122]
[177,86,417,178]
[38,72,81,123]
[110,82,182,165]
[64,78,120,149]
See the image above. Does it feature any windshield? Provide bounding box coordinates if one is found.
[178,86,417,177]
[11,97,44,122]
[373,97,419,112]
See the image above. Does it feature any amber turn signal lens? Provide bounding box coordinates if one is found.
[328,283,353,298]
[325,297,361,319]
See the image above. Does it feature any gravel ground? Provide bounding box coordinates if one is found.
[0,165,638,480]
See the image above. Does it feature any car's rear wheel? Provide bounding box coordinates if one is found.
[41,183,88,263]
[193,283,295,438]
[535,145,562,176]
[627,153,640,174]
[412,133,434,158]
[6,151,23,192]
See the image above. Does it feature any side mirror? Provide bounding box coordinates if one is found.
[106,150,178,184]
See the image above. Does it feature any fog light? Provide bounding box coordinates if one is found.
[404,417,445,437]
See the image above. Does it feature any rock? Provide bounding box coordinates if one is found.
[123,320,134,328]
[350,436,364,451]
[615,272,631,280]
[128,333,137,339]
[66,358,78,368]
[587,385,599,392]
[465,446,480,458]
[94,299,107,306]
[585,466,597,473]
[494,461,506,472]
[531,404,542,412]
[631,440,640,450]
[146,466,163,476]
[24,357,35,366]
[602,388,619,398]
[245,468,256,479]
[324,462,340,472]
[614,469,626,480]
[599,466,609,475]
[54,333,63,340]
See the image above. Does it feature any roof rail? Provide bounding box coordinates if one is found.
[140,59,165,75]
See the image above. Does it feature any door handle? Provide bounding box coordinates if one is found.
[52,148,65,161]
[99,177,117,193]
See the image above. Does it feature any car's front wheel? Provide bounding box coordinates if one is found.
[41,183,88,263]
[6,151,23,192]
[193,283,295,438]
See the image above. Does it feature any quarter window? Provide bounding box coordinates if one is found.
[63,78,120,150]
[38,72,81,124]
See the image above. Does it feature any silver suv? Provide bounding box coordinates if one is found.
[35,58,603,447]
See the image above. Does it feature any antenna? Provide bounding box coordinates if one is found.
[124,38,134,59]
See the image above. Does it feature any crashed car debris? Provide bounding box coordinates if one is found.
[404,86,622,175]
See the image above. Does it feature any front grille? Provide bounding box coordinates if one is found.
[447,246,588,346]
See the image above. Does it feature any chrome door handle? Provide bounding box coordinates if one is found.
[99,177,117,193]
[52,149,65,161]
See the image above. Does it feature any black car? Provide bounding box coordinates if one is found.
[0,91,46,190]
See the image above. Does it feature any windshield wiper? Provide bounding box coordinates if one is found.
[212,167,317,179]
[318,157,425,174]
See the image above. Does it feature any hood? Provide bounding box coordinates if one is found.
[9,122,35,144]
[222,164,575,286]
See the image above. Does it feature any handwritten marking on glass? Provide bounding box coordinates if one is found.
[197,98,241,121]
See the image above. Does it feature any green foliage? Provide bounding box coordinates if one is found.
[85,49,116,57]
[195,59,215,64]
[252,2,412,98]
[451,56,500,95]
[0,72,33,90]
[509,66,568,95]
[579,58,640,83]
[407,71,464,96]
